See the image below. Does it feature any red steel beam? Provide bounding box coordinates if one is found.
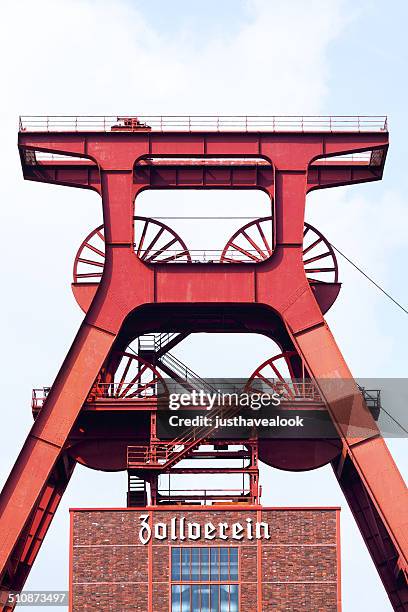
[289,323,408,609]
[20,158,382,192]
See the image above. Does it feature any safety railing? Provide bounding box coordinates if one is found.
[247,380,323,402]
[87,381,160,400]
[32,380,322,412]
[358,386,381,420]
[19,115,388,133]
[32,387,51,410]
[128,444,179,466]
[32,383,378,417]
[156,488,254,503]
[134,248,269,263]
[359,387,381,407]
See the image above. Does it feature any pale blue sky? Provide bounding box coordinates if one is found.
[0,1,407,610]
[132,0,247,40]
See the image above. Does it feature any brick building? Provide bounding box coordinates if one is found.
[70,506,341,611]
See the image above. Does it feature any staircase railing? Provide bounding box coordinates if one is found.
[138,332,180,355]
[138,333,216,395]
[159,351,216,395]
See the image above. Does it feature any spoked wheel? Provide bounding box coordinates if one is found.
[73,224,105,282]
[220,216,338,283]
[302,223,338,283]
[73,217,191,283]
[134,217,191,263]
[95,352,165,399]
[245,351,318,401]
[220,216,273,263]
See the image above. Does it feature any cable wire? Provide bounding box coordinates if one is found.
[330,243,408,315]
[152,216,260,220]
[378,405,408,435]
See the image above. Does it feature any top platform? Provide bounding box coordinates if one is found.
[19,115,388,133]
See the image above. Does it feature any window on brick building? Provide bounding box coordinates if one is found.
[171,547,239,611]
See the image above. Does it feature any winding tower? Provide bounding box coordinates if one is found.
[0,115,407,611]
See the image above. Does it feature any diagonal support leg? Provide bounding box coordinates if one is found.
[0,321,117,607]
[333,453,408,610]
[288,318,408,611]
[0,453,76,611]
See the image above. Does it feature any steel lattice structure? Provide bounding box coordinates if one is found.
[0,115,406,611]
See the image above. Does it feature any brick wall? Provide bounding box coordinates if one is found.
[70,507,340,611]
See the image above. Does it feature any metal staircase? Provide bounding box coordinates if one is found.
[138,333,215,395]
[129,333,261,505]
[127,474,148,507]
[131,333,243,469]
[128,443,261,507]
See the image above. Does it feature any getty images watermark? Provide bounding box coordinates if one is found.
[169,389,282,410]
[167,389,305,429]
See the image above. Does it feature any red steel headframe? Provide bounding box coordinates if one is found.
[0,116,406,611]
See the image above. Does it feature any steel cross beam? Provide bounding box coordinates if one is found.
[0,125,406,610]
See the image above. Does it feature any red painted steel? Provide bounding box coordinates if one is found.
[0,117,406,610]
